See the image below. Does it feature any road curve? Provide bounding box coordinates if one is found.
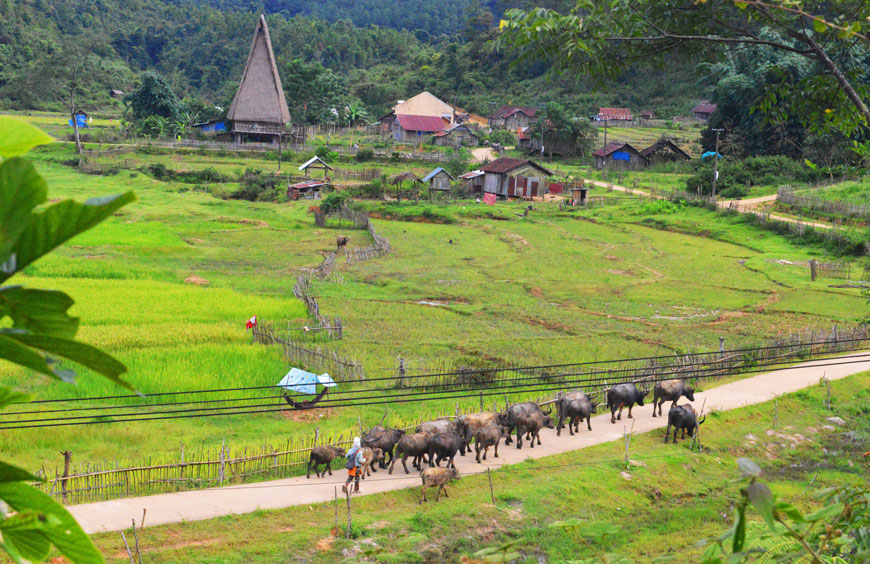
[67,352,870,534]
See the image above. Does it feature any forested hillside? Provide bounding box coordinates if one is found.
[0,0,704,119]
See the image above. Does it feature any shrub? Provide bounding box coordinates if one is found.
[355,148,375,162]
[489,129,517,147]
[320,192,349,213]
[148,163,168,180]
[315,145,338,162]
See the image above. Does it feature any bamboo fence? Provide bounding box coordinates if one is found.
[777,185,870,221]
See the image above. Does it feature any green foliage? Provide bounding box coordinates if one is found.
[685,156,824,198]
[0,114,134,563]
[320,191,349,213]
[125,72,184,122]
[315,146,338,163]
[355,148,375,162]
[489,129,517,147]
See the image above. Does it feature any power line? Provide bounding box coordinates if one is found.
[3,354,869,430]
[27,338,870,405]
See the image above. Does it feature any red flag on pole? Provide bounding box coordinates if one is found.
[245,315,257,330]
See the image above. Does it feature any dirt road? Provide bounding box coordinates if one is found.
[471,147,496,163]
[68,352,870,534]
[585,179,832,229]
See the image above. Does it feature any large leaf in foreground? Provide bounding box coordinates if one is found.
[0,117,54,159]
[6,333,129,386]
[0,286,79,339]
[0,192,136,284]
[0,482,103,564]
[0,158,47,265]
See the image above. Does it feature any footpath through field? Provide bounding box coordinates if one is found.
[583,179,833,229]
[69,352,870,534]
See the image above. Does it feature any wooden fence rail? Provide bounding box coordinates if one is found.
[777,186,870,221]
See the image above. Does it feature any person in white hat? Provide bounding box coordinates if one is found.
[342,437,365,494]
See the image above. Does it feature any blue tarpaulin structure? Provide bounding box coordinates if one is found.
[69,114,88,128]
[701,151,722,160]
[277,368,337,395]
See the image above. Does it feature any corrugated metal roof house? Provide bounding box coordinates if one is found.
[593,142,644,169]
[479,157,553,199]
[692,101,717,120]
[598,107,633,121]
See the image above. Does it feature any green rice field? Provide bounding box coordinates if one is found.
[0,138,866,477]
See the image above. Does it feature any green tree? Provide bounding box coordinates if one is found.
[283,59,349,125]
[124,71,184,122]
[0,117,135,563]
[503,1,870,137]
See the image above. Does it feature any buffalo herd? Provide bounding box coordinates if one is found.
[307,379,705,500]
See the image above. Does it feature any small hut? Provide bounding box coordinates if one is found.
[459,170,485,196]
[640,139,690,166]
[592,142,644,170]
[389,171,424,203]
[287,179,327,200]
[299,156,333,178]
[423,167,455,200]
[226,15,291,145]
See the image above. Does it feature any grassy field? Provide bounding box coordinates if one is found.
[591,122,704,156]
[79,372,870,564]
[792,178,870,207]
[0,141,867,477]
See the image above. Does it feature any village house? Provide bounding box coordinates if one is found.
[639,110,656,120]
[433,124,479,148]
[640,139,691,166]
[192,120,227,135]
[480,157,553,199]
[226,15,290,144]
[597,107,633,121]
[423,167,455,199]
[488,106,537,130]
[459,170,485,196]
[692,101,717,121]
[384,114,448,141]
[109,89,125,99]
[592,142,644,170]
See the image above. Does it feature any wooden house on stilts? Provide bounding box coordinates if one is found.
[227,15,291,147]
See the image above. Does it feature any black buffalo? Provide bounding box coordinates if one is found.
[362,426,405,468]
[665,404,705,443]
[515,410,554,449]
[306,445,345,479]
[556,392,597,436]
[497,402,551,445]
[428,431,466,468]
[606,383,648,424]
[389,432,432,474]
[652,379,696,417]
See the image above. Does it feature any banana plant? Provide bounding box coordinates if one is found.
[0,116,136,563]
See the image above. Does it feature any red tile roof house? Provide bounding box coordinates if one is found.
[597,107,633,121]
[479,157,554,199]
[692,101,717,120]
[488,106,538,130]
[592,142,645,170]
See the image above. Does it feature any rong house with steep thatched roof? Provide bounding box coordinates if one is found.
[227,15,290,144]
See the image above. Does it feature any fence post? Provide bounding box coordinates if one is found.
[346,488,353,539]
[219,439,226,485]
[487,468,496,504]
[60,450,71,504]
[719,337,725,354]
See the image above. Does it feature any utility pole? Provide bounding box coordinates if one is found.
[711,128,724,198]
[602,119,608,171]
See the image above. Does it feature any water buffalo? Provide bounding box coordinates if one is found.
[665,404,705,443]
[557,393,597,436]
[359,446,385,479]
[336,236,349,250]
[416,418,459,436]
[606,383,648,424]
[389,432,432,474]
[515,410,554,449]
[498,402,551,445]
[455,412,497,451]
[652,379,696,417]
[306,445,346,479]
[362,426,405,468]
[474,425,509,463]
[428,431,466,468]
[419,466,460,503]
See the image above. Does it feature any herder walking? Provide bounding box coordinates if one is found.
[342,437,365,494]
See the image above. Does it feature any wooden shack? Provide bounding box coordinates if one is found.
[423,167,455,192]
[692,101,717,121]
[640,139,690,166]
[226,15,291,144]
[479,157,553,199]
[459,170,485,196]
[488,106,537,130]
[433,124,479,148]
[299,156,333,178]
[592,142,644,170]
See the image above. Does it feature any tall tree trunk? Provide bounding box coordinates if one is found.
[803,34,870,126]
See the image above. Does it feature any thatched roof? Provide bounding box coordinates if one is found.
[227,15,291,125]
[389,172,423,185]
